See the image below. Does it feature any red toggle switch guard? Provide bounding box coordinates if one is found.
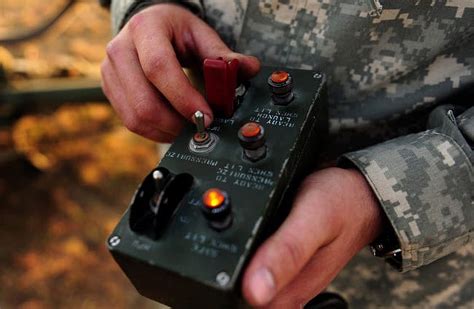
[203,58,239,118]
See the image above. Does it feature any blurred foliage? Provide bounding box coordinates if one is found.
[0,0,109,81]
[13,104,117,171]
[0,1,164,308]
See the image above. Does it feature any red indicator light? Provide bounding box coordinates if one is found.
[203,188,226,209]
[270,71,289,84]
[240,122,262,138]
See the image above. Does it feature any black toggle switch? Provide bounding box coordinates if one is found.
[129,167,194,239]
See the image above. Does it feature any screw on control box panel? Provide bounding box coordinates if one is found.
[109,236,121,247]
[313,72,322,79]
[216,271,230,287]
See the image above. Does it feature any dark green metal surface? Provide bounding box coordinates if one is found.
[0,0,107,123]
[0,78,107,123]
[1,78,106,104]
[108,66,328,308]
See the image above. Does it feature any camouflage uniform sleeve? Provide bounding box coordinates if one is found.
[110,0,203,35]
[339,105,474,272]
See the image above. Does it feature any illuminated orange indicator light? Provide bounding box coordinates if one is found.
[203,188,226,208]
[271,71,289,83]
[240,122,262,138]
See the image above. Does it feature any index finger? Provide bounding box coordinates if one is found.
[129,15,213,126]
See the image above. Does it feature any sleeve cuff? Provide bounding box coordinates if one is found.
[339,130,473,272]
[111,0,203,35]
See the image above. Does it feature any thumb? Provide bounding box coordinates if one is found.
[190,19,261,80]
[242,180,341,307]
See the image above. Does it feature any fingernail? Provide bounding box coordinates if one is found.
[204,113,213,127]
[249,267,276,305]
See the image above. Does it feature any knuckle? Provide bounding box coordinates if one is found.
[105,40,121,59]
[276,236,304,272]
[123,116,143,135]
[127,12,146,33]
[135,97,156,122]
[143,53,167,81]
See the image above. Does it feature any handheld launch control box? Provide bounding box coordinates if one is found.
[108,59,328,308]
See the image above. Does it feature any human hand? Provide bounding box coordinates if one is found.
[242,167,383,308]
[101,4,260,142]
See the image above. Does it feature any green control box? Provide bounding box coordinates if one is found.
[108,66,328,308]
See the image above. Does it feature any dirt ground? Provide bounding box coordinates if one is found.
[0,1,165,308]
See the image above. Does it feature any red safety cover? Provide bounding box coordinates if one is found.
[203,58,239,118]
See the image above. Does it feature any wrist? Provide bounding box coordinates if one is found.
[344,168,384,245]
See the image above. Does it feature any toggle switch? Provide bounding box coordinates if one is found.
[194,110,206,134]
[200,188,232,230]
[268,70,294,105]
[238,122,266,162]
[128,167,194,240]
[204,58,239,118]
[189,110,218,153]
[192,111,210,144]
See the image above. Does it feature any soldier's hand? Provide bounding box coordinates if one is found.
[242,167,383,308]
[101,4,260,142]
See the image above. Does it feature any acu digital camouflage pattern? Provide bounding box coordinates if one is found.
[109,0,473,307]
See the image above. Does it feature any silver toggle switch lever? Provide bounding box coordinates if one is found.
[194,111,206,135]
[189,110,218,153]
[193,111,210,144]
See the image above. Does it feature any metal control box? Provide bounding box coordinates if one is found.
[108,66,328,308]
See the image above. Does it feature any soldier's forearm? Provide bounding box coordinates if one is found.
[339,104,474,272]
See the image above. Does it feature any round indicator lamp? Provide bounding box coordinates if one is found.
[270,71,290,84]
[238,122,265,151]
[201,188,232,230]
[203,188,226,209]
[240,122,262,138]
[268,70,294,105]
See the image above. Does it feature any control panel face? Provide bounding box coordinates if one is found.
[108,64,327,308]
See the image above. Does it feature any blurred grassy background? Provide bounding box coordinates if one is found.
[0,1,163,308]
